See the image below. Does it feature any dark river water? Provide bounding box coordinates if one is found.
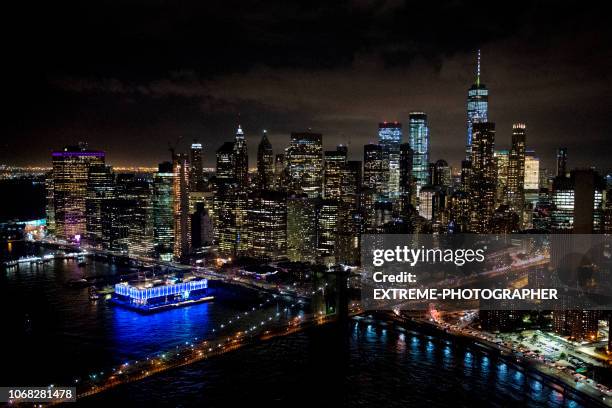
[1,242,589,407]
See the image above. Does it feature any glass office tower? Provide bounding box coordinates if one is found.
[378,122,402,199]
[408,112,430,196]
[466,50,489,160]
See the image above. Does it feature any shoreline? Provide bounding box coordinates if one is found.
[376,311,610,408]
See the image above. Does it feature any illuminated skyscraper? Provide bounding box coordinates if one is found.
[173,154,191,262]
[214,184,249,257]
[494,149,509,204]
[120,174,155,258]
[316,198,339,265]
[190,142,205,191]
[551,169,605,233]
[378,122,402,198]
[287,194,317,263]
[408,113,430,196]
[550,176,574,232]
[52,145,105,241]
[524,152,540,191]
[216,142,235,182]
[233,125,249,188]
[153,162,174,260]
[85,164,115,247]
[100,198,133,252]
[433,159,451,188]
[399,143,414,214]
[333,153,362,265]
[551,169,605,342]
[460,160,472,191]
[257,130,274,190]
[507,123,526,219]
[418,186,437,221]
[324,146,347,199]
[345,160,362,204]
[449,190,471,233]
[524,151,541,226]
[466,50,489,160]
[363,143,386,195]
[247,191,287,260]
[335,199,361,266]
[285,132,323,198]
[45,173,55,234]
[469,122,496,232]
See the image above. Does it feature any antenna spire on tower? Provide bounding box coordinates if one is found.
[476,49,481,86]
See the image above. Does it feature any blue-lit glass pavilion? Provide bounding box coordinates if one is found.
[113,279,210,312]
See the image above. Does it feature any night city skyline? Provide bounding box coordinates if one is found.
[3,0,612,170]
[3,2,612,407]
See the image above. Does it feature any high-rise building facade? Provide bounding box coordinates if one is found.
[287,194,317,263]
[418,186,438,221]
[233,125,249,188]
[285,132,323,198]
[173,154,191,261]
[550,176,574,232]
[190,142,205,192]
[100,198,133,252]
[216,142,235,182]
[214,185,249,258]
[122,175,155,257]
[551,169,605,341]
[466,50,489,160]
[363,143,386,195]
[344,160,362,206]
[551,169,605,232]
[247,191,287,260]
[399,143,414,214]
[469,122,497,232]
[507,123,526,218]
[257,130,274,190]
[449,191,471,233]
[335,200,361,265]
[324,146,347,199]
[378,122,402,198]
[153,162,174,260]
[524,151,540,191]
[45,173,55,234]
[85,164,115,247]
[494,150,509,204]
[433,159,451,188]
[52,145,105,241]
[408,113,429,196]
[316,198,339,265]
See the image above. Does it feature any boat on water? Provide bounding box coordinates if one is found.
[67,278,90,288]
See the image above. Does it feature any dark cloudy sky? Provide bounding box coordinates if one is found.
[3,0,611,171]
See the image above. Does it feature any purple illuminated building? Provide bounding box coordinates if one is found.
[51,144,105,241]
